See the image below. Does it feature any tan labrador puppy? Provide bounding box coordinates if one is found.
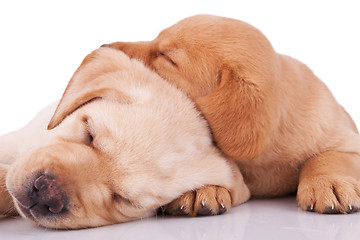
[103,15,360,214]
[0,48,249,229]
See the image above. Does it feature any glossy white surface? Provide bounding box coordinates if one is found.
[1,197,359,240]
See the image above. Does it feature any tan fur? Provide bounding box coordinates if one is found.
[1,48,249,229]
[105,15,360,213]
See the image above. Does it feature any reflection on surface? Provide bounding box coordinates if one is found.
[1,197,360,240]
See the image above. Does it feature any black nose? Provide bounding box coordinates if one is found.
[29,174,67,216]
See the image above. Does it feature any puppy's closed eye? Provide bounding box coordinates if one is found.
[82,117,95,146]
[86,130,94,146]
[155,52,177,67]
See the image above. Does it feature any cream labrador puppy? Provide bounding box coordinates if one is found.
[0,48,249,229]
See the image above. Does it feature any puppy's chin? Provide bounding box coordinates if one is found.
[13,199,151,229]
[14,201,36,222]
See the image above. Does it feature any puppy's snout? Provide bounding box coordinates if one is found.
[30,174,67,215]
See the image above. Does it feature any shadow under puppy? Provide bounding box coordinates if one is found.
[1,48,249,229]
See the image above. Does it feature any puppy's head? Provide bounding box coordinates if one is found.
[6,48,235,229]
[104,14,277,100]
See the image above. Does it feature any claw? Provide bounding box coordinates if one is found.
[197,203,211,216]
[306,204,314,212]
[324,205,340,214]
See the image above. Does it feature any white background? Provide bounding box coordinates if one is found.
[0,0,359,135]
[1,2,360,239]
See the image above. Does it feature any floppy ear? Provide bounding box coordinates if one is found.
[48,48,132,130]
[195,65,277,160]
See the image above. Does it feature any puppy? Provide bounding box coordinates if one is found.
[103,15,360,214]
[0,48,249,229]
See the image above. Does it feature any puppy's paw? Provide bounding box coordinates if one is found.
[297,175,360,214]
[161,185,231,217]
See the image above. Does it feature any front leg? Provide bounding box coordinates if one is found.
[0,164,16,216]
[161,160,250,216]
[297,151,360,214]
